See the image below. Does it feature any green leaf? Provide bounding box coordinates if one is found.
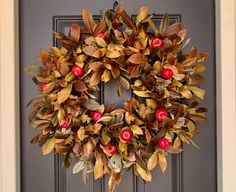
[57,84,72,104]
[24,64,43,76]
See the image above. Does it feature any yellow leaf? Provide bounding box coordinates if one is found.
[146,99,157,109]
[179,86,192,99]
[135,163,152,181]
[188,86,205,99]
[173,137,181,148]
[130,125,143,135]
[77,127,87,141]
[136,6,149,26]
[101,69,111,83]
[147,151,158,171]
[95,37,107,47]
[94,158,104,180]
[158,152,167,173]
[133,90,151,98]
[57,84,72,104]
[42,137,56,155]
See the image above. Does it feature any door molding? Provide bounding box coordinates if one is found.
[0,0,235,192]
[0,0,20,192]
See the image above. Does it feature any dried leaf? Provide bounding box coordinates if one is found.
[70,23,80,42]
[147,151,158,171]
[131,125,143,135]
[188,86,205,99]
[57,84,72,104]
[135,163,152,181]
[74,80,87,92]
[128,53,147,65]
[42,137,56,155]
[83,99,100,111]
[94,20,106,36]
[94,158,104,180]
[82,46,98,57]
[73,161,86,174]
[158,152,167,173]
[82,9,95,35]
[133,90,151,98]
[179,86,192,99]
[90,71,102,86]
[160,13,169,33]
[136,6,149,26]
[24,64,43,76]
[101,69,111,82]
[119,76,130,89]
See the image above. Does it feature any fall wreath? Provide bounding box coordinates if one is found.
[25,2,208,192]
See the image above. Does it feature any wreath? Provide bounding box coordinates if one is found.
[25,2,208,192]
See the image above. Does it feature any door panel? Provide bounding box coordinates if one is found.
[20,1,216,192]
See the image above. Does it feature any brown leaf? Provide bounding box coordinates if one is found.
[82,46,98,57]
[82,9,95,35]
[24,64,43,76]
[163,22,185,36]
[57,84,72,104]
[43,82,56,94]
[111,64,120,78]
[145,128,151,144]
[42,137,56,155]
[90,62,104,71]
[133,90,151,98]
[128,53,147,65]
[74,80,87,92]
[94,20,106,36]
[70,23,80,42]
[160,13,169,33]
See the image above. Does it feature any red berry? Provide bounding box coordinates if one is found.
[39,83,48,93]
[161,68,173,79]
[119,129,132,142]
[72,65,84,77]
[157,138,169,149]
[105,144,117,155]
[96,32,105,39]
[92,111,103,121]
[60,118,69,128]
[151,37,164,48]
[155,109,168,122]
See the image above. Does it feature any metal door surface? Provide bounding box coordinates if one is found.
[20,1,216,192]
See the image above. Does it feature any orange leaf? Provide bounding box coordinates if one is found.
[70,23,80,42]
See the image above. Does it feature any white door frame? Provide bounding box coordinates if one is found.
[0,0,235,191]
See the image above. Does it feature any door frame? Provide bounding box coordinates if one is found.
[0,0,235,191]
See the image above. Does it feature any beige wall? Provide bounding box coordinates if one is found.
[0,0,235,191]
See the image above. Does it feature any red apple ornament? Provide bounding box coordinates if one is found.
[155,109,168,122]
[92,111,103,121]
[96,32,105,39]
[161,68,173,79]
[105,144,117,155]
[151,37,164,48]
[119,129,133,142]
[157,138,169,149]
[60,118,69,128]
[39,83,48,93]
[72,65,84,77]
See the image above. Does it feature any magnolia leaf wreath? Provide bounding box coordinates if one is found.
[25,2,208,192]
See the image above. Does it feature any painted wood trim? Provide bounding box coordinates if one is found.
[0,0,20,192]
[0,0,235,192]
[215,0,236,191]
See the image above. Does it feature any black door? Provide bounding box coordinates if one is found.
[20,0,216,192]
